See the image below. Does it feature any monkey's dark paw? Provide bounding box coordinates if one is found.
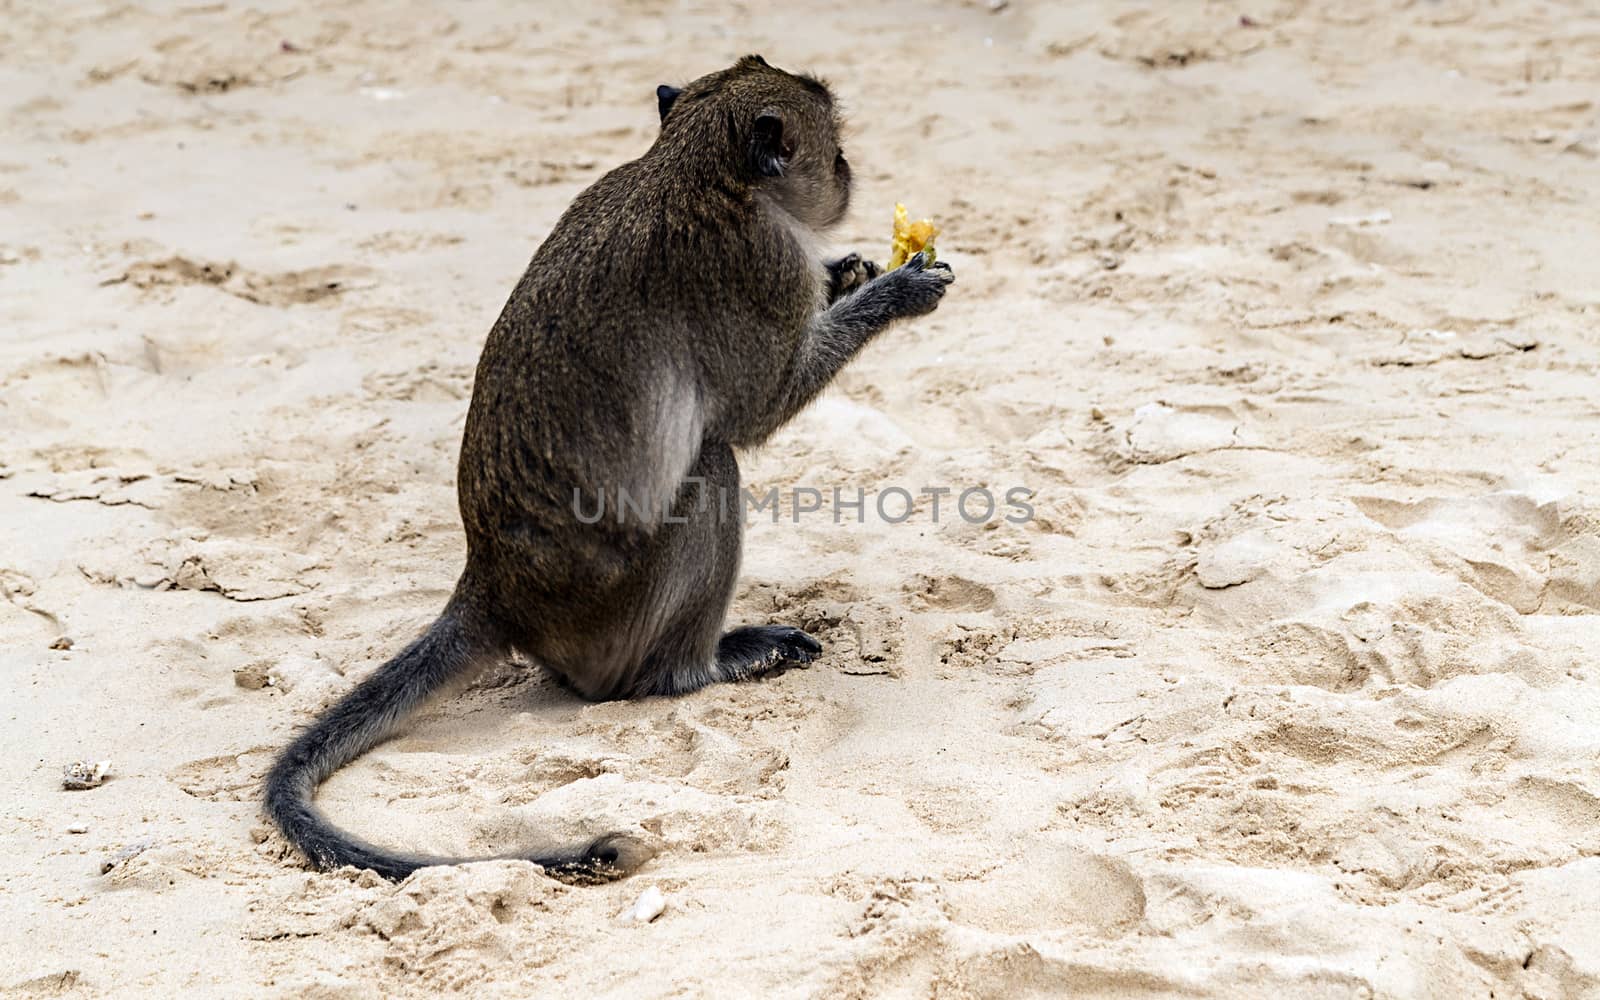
[717,624,823,679]
[826,252,881,303]
[882,251,955,317]
[760,625,824,665]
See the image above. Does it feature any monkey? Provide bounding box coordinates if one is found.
[264,55,954,883]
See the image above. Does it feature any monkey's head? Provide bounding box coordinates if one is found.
[655,55,852,231]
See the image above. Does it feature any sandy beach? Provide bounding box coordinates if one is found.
[4,1,1600,996]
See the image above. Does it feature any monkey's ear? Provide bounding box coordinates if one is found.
[656,84,681,123]
[750,113,786,178]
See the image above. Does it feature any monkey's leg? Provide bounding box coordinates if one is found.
[639,443,821,697]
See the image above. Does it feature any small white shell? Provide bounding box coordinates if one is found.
[620,885,667,924]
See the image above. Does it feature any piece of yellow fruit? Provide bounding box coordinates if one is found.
[887,202,940,270]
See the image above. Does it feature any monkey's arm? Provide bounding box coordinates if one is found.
[751,253,953,441]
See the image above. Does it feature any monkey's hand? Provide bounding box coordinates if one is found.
[869,250,953,319]
[825,252,882,304]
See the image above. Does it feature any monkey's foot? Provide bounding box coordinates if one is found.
[646,627,822,696]
[825,252,881,303]
[717,625,823,680]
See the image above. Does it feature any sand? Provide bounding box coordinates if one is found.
[4,1,1600,997]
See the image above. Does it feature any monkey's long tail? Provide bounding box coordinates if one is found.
[262,589,645,883]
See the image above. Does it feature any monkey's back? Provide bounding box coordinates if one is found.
[454,149,819,621]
